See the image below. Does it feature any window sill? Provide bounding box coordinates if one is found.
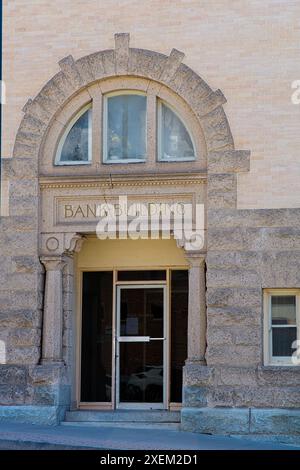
[262,364,300,369]
[158,157,196,163]
[103,159,146,164]
[55,161,91,166]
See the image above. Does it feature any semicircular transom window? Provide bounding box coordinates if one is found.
[56,104,92,165]
[158,100,195,162]
[104,92,147,163]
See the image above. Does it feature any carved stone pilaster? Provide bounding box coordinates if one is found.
[184,252,207,365]
[40,256,66,363]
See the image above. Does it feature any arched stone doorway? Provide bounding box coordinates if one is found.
[10,33,250,423]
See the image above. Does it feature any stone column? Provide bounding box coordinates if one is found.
[185,252,206,364]
[40,256,66,364]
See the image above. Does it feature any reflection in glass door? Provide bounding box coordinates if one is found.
[116,285,167,409]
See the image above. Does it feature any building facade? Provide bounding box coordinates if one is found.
[1,1,300,440]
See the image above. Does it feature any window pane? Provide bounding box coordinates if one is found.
[120,342,163,403]
[60,109,90,162]
[272,327,297,357]
[106,94,146,161]
[117,270,166,281]
[81,272,113,402]
[170,270,188,403]
[271,295,296,325]
[160,103,195,160]
[120,288,164,337]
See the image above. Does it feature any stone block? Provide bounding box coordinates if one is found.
[0,385,13,404]
[0,366,27,385]
[11,256,39,274]
[99,50,115,77]
[181,407,249,434]
[250,409,300,435]
[82,52,105,81]
[128,48,167,81]
[207,325,260,347]
[207,174,237,209]
[183,386,208,407]
[0,405,66,425]
[200,107,234,152]
[206,344,261,367]
[12,141,39,159]
[6,346,40,365]
[257,366,300,387]
[51,71,78,102]
[207,306,261,328]
[206,287,262,308]
[183,364,214,387]
[9,328,41,348]
[207,266,261,288]
[2,157,38,180]
[195,90,227,119]
[208,208,300,229]
[0,310,42,329]
[169,63,211,101]
[114,33,129,75]
[214,367,258,387]
[28,364,69,387]
[208,150,250,174]
[58,55,84,90]
[75,56,95,84]
[160,48,184,84]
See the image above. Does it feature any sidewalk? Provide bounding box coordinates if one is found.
[0,422,298,450]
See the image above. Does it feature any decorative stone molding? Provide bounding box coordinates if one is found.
[13,32,249,167]
[41,233,86,257]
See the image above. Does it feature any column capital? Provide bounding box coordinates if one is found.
[40,256,66,271]
[184,251,206,267]
[40,232,86,257]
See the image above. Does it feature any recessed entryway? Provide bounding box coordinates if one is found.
[76,238,189,411]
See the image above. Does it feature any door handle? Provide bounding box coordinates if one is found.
[117,336,150,342]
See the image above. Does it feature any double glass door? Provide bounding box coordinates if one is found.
[116,285,167,409]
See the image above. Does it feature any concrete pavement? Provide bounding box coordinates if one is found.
[0,422,299,450]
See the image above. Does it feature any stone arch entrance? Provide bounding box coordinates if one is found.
[8,33,250,422]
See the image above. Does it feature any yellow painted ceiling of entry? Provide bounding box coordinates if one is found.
[77,237,188,269]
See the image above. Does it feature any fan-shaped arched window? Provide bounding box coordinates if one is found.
[54,90,198,167]
[158,100,195,162]
[56,104,92,165]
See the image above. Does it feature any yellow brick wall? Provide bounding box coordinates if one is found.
[2,0,300,209]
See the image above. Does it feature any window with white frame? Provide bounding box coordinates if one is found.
[55,104,92,165]
[103,91,147,163]
[157,100,195,162]
[264,289,300,365]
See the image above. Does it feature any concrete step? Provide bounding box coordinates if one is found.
[61,421,181,430]
[65,410,181,424]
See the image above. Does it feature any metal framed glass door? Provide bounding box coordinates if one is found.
[116,284,168,409]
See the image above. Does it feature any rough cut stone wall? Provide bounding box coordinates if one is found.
[181,151,300,437]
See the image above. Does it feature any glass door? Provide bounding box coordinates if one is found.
[116,285,167,409]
